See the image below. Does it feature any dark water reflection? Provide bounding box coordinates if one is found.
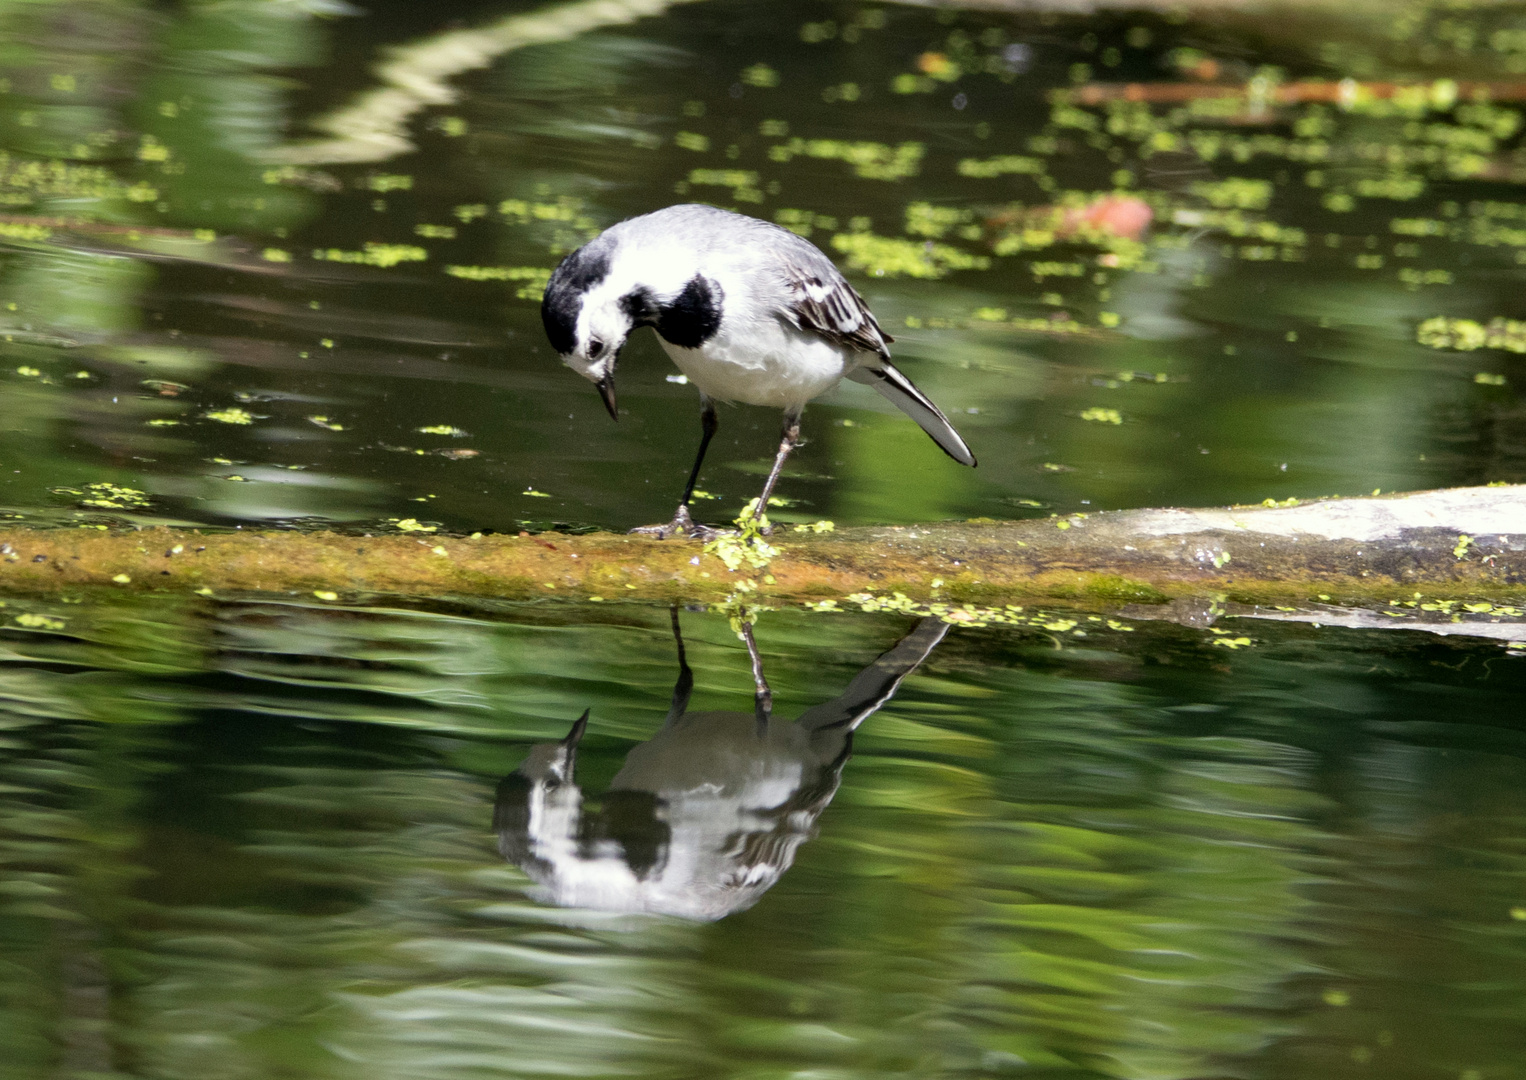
[0,596,1524,1078]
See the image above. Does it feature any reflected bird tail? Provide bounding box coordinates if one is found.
[796,618,949,758]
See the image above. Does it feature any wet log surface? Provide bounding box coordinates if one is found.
[0,488,1521,630]
[808,484,1526,603]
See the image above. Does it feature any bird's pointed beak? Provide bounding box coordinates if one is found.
[563,709,590,749]
[595,374,618,421]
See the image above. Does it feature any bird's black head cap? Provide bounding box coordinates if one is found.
[541,235,615,355]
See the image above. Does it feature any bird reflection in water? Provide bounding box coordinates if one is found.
[495,612,948,920]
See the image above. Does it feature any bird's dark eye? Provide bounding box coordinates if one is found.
[588,338,605,359]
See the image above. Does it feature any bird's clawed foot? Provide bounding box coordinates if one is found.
[629,504,731,541]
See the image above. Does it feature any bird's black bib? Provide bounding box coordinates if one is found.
[622,275,723,349]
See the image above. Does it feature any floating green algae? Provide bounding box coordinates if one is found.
[203,408,255,425]
[830,231,990,278]
[312,243,427,268]
[1418,316,1526,353]
[766,138,924,180]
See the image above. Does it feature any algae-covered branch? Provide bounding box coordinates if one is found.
[0,487,1521,632]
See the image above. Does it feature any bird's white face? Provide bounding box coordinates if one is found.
[560,295,630,383]
[560,291,634,419]
[544,226,709,421]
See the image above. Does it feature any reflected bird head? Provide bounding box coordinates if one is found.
[515,708,587,784]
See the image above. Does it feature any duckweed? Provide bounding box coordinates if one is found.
[1209,635,1254,649]
[313,243,427,268]
[1190,177,1274,210]
[767,138,924,180]
[203,408,254,425]
[740,64,779,88]
[1418,316,1526,353]
[0,152,122,202]
[831,231,989,278]
[773,208,837,237]
[496,198,591,225]
[1080,407,1123,424]
[836,590,1161,636]
[444,265,550,299]
[956,154,1045,178]
[55,483,153,511]
[0,222,51,241]
[686,168,756,188]
[705,502,779,572]
[904,202,974,239]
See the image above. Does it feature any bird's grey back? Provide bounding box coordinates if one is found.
[608,204,846,283]
[544,204,836,352]
[614,204,893,357]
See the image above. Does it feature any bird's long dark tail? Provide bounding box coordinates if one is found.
[846,362,976,466]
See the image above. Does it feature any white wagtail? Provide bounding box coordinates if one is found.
[541,203,977,538]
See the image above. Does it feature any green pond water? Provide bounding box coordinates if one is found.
[1,0,1526,1076]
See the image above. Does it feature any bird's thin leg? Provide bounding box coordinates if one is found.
[631,398,726,540]
[679,398,718,510]
[747,409,801,534]
[664,606,694,726]
[739,619,773,730]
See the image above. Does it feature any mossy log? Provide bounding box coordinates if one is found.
[0,487,1522,619]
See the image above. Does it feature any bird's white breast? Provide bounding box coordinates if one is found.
[658,306,856,410]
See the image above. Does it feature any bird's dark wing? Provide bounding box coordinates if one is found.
[781,265,893,358]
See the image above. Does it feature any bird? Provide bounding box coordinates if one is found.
[541,203,976,539]
[494,610,948,920]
